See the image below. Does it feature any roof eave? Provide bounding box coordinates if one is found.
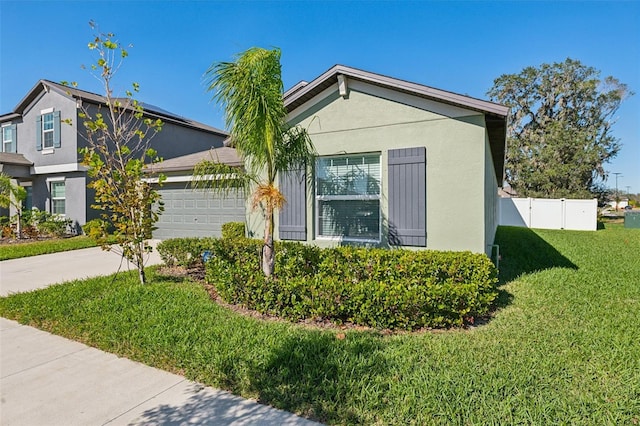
[284,64,509,118]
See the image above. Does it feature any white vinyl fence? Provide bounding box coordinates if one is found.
[499,198,597,231]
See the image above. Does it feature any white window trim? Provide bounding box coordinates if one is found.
[40,107,54,114]
[46,176,66,183]
[314,153,382,242]
[49,179,66,216]
[42,111,55,149]
[2,124,13,152]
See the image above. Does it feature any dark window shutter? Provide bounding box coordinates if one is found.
[9,124,17,152]
[36,115,42,151]
[53,111,61,148]
[279,167,306,241]
[388,147,426,247]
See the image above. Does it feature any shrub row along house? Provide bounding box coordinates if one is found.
[2,66,508,256]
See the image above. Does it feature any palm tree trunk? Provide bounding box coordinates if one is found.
[262,206,275,277]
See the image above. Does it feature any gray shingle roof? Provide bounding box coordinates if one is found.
[146,146,242,173]
[5,80,228,137]
[0,153,33,166]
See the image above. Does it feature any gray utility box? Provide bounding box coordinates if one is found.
[624,211,640,229]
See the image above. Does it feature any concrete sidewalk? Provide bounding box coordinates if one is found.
[0,247,320,425]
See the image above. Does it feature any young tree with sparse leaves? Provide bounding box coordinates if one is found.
[194,47,314,277]
[63,22,165,284]
[488,58,632,198]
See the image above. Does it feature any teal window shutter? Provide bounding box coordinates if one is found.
[53,111,61,148]
[36,115,42,151]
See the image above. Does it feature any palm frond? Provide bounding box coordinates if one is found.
[251,183,286,212]
[192,160,251,196]
[205,48,286,179]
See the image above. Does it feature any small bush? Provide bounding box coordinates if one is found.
[82,218,115,237]
[221,221,246,239]
[17,208,72,238]
[201,238,498,330]
[156,237,218,268]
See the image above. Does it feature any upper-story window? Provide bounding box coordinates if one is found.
[42,113,55,149]
[1,124,17,153]
[36,109,60,152]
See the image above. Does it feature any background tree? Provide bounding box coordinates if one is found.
[0,172,27,237]
[195,47,314,277]
[63,22,164,284]
[487,58,632,198]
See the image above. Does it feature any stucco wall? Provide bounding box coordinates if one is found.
[483,129,499,255]
[79,104,227,160]
[248,80,492,253]
[28,172,87,228]
[17,89,80,167]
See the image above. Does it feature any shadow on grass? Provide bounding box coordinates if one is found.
[494,226,577,284]
[248,331,388,425]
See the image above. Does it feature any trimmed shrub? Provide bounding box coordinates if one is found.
[221,221,246,239]
[202,238,498,330]
[157,237,217,268]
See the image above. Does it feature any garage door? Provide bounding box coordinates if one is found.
[154,182,245,239]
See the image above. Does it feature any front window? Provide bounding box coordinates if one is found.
[42,112,54,149]
[25,186,33,211]
[316,153,381,240]
[51,181,65,215]
[2,126,14,153]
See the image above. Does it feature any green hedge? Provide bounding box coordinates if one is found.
[156,237,218,267]
[199,238,498,330]
[157,222,246,267]
[221,221,246,239]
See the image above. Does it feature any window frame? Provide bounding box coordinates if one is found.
[42,112,55,149]
[2,124,14,153]
[314,153,382,243]
[50,180,66,216]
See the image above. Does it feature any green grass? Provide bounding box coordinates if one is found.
[1,225,639,424]
[0,236,97,260]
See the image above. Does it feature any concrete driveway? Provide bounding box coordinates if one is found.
[0,243,163,297]
[0,245,320,426]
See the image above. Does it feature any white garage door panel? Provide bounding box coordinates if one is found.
[154,183,245,239]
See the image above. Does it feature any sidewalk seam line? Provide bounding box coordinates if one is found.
[101,378,188,425]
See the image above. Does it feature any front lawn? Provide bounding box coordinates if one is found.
[0,236,97,260]
[1,225,638,424]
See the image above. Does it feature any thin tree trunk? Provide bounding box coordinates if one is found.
[262,207,275,277]
[16,211,22,239]
[134,239,146,284]
[138,266,146,285]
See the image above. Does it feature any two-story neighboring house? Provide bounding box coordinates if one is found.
[0,79,228,231]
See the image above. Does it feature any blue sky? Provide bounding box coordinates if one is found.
[1,1,638,193]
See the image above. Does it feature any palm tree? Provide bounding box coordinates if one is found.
[0,172,27,238]
[197,47,314,277]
